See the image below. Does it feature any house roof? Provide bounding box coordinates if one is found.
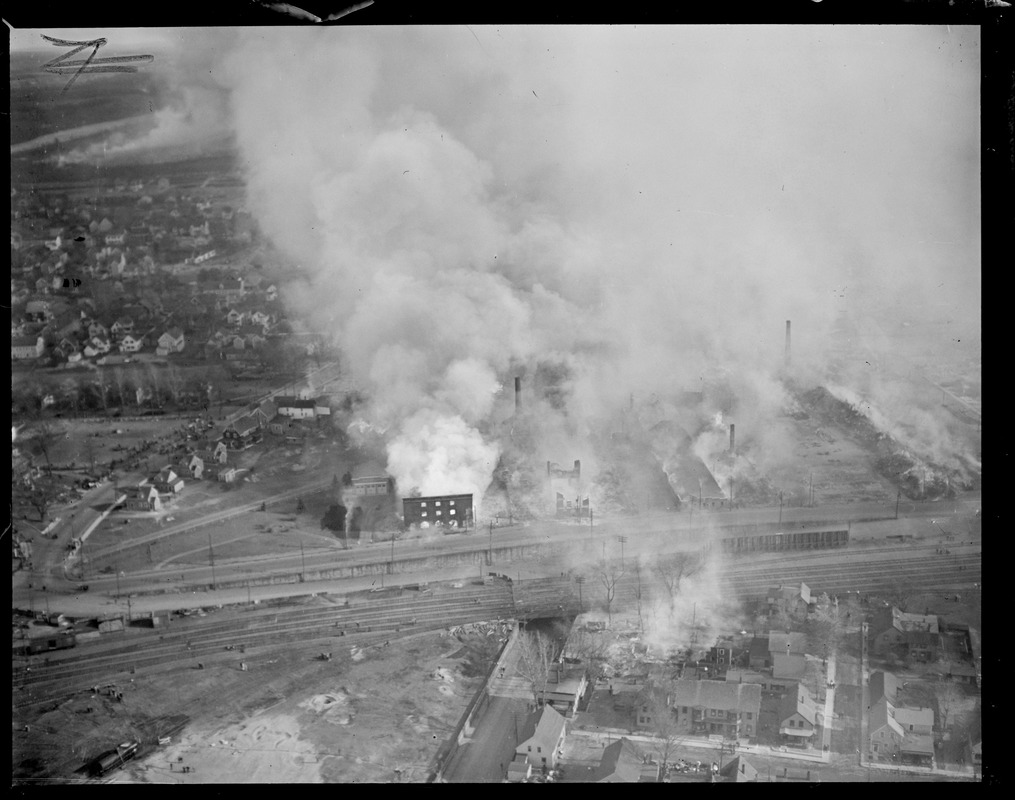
[748,636,770,661]
[12,335,41,347]
[870,698,904,739]
[869,670,899,704]
[230,414,260,434]
[719,755,758,782]
[668,679,761,713]
[772,653,807,680]
[894,706,934,729]
[518,705,566,757]
[594,738,645,783]
[276,395,317,410]
[779,685,817,726]
[164,326,184,338]
[768,631,807,656]
[901,732,935,755]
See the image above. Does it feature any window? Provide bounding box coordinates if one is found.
[436,510,442,516]
[682,707,688,714]
[421,511,427,517]
[435,501,441,507]
[420,502,427,508]
[528,746,532,752]
[449,500,455,506]
[537,747,541,753]
[788,720,795,727]
[746,712,753,720]
[450,509,456,515]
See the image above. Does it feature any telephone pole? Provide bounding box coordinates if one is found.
[300,541,306,582]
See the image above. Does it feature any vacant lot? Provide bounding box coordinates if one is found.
[14,620,499,785]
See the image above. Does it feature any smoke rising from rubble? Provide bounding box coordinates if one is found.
[211,26,979,504]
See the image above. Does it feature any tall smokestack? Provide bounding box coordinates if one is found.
[729,423,735,454]
[785,320,791,366]
[514,376,521,412]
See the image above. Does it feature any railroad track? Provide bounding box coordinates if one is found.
[14,585,516,703]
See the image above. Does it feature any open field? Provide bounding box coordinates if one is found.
[12,623,498,785]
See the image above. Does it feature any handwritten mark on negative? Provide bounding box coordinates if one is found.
[40,35,154,94]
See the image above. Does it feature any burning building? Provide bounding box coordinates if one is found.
[402,494,474,530]
[547,459,587,518]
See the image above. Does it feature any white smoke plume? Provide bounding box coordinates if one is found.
[206,26,979,509]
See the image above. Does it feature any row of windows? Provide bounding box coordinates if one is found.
[678,707,753,720]
[418,500,456,508]
[420,509,456,517]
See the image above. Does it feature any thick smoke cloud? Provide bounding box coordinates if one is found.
[213,26,979,505]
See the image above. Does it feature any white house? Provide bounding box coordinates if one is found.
[157,326,186,354]
[119,334,143,353]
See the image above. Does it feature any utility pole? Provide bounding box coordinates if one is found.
[390,531,396,575]
[895,489,901,520]
[779,492,784,525]
[300,541,306,582]
[617,535,627,572]
[809,472,813,507]
[576,576,584,613]
[126,594,132,622]
[208,533,216,589]
[115,562,121,599]
[488,521,494,566]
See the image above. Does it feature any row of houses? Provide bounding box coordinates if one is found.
[222,395,331,449]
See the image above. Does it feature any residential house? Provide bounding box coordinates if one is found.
[778,685,819,746]
[223,414,261,449]
[542,662,589,716]
[156,326,186,355]
[870,607,941,661]
[869,698,905,760]
[966,736,982,771]
[769,652,808,691]
[119,334,143,354]
[185,454,207,479]
[111,317,135,337]
[153,467,185,495]
[767,583,813,619]
[748,636,771,670]
[253,398,278,429]
[196,440,229,464]
[122,485,162,512]
[900,731,935,767]
[217,466,238,483]
[11,335,45,360]
[83,336,112,358]
[768,631,808,661]
[54,337,80,360]
[88,320,109,339]
[515,705,567,772]
[894,706,934,737]
[276,395,317,419]
[719,755,759,783]
[869,670,900,705]
[724,669,768,689]
[249,310,272,330]
[225,308,246,326]
[706,639,741,676]
[665,679,762,739]
[593,738,647,783]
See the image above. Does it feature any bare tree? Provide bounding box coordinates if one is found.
[633,561,645,632]
[515,629,556,707]
[936,682,966,732]
[26,478,60,522]
[599,562,624,626]
[32,421,61,471]
[562,625,610,685]
[654,551,703,613]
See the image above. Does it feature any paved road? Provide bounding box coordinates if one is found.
[444,694,529,783]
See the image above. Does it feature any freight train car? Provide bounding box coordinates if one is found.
[26,631,77,655]
[718,524,848,555]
